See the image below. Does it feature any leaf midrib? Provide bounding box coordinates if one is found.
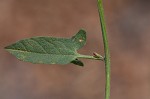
[6,49,79,56]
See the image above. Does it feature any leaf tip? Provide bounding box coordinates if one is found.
[4,45,12,53]
[71,29,87,49]
[4,46,9,49]
[79,29,86,33]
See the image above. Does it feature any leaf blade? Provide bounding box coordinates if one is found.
[5,30,86,65]
[71,29,86,49]
[5,49,78,64]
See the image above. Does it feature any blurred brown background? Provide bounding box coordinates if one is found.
[0,0,150,99]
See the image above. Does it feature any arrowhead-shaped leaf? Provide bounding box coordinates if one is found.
[5,30,86,65]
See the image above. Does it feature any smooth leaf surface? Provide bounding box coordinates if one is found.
[5,30,86,65]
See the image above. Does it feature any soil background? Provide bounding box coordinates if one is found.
[0,0,150,99]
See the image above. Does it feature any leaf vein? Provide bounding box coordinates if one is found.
[7,49,76,56]
[30,38,48,54]
[42,38,62,54]
[21,41,28,51]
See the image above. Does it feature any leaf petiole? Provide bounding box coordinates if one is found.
[77,54,104,61]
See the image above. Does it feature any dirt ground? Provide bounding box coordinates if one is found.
[0,0,150,99]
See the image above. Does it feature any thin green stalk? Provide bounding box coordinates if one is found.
[78,54,104,61]
[97,0,111,99]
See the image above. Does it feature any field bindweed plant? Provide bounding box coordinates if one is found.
[5,0,111,99]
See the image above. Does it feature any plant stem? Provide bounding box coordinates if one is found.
[97,0,111,99]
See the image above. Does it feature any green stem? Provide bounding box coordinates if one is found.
[78,54,104,61]
[97,0,111,99]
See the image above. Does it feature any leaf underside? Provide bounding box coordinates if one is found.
[5,29,86,66]
[71,59,84,66]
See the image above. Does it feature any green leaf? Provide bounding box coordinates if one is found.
[71,59,84,66]
[71,30,86,49]
[5,30,86,65]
